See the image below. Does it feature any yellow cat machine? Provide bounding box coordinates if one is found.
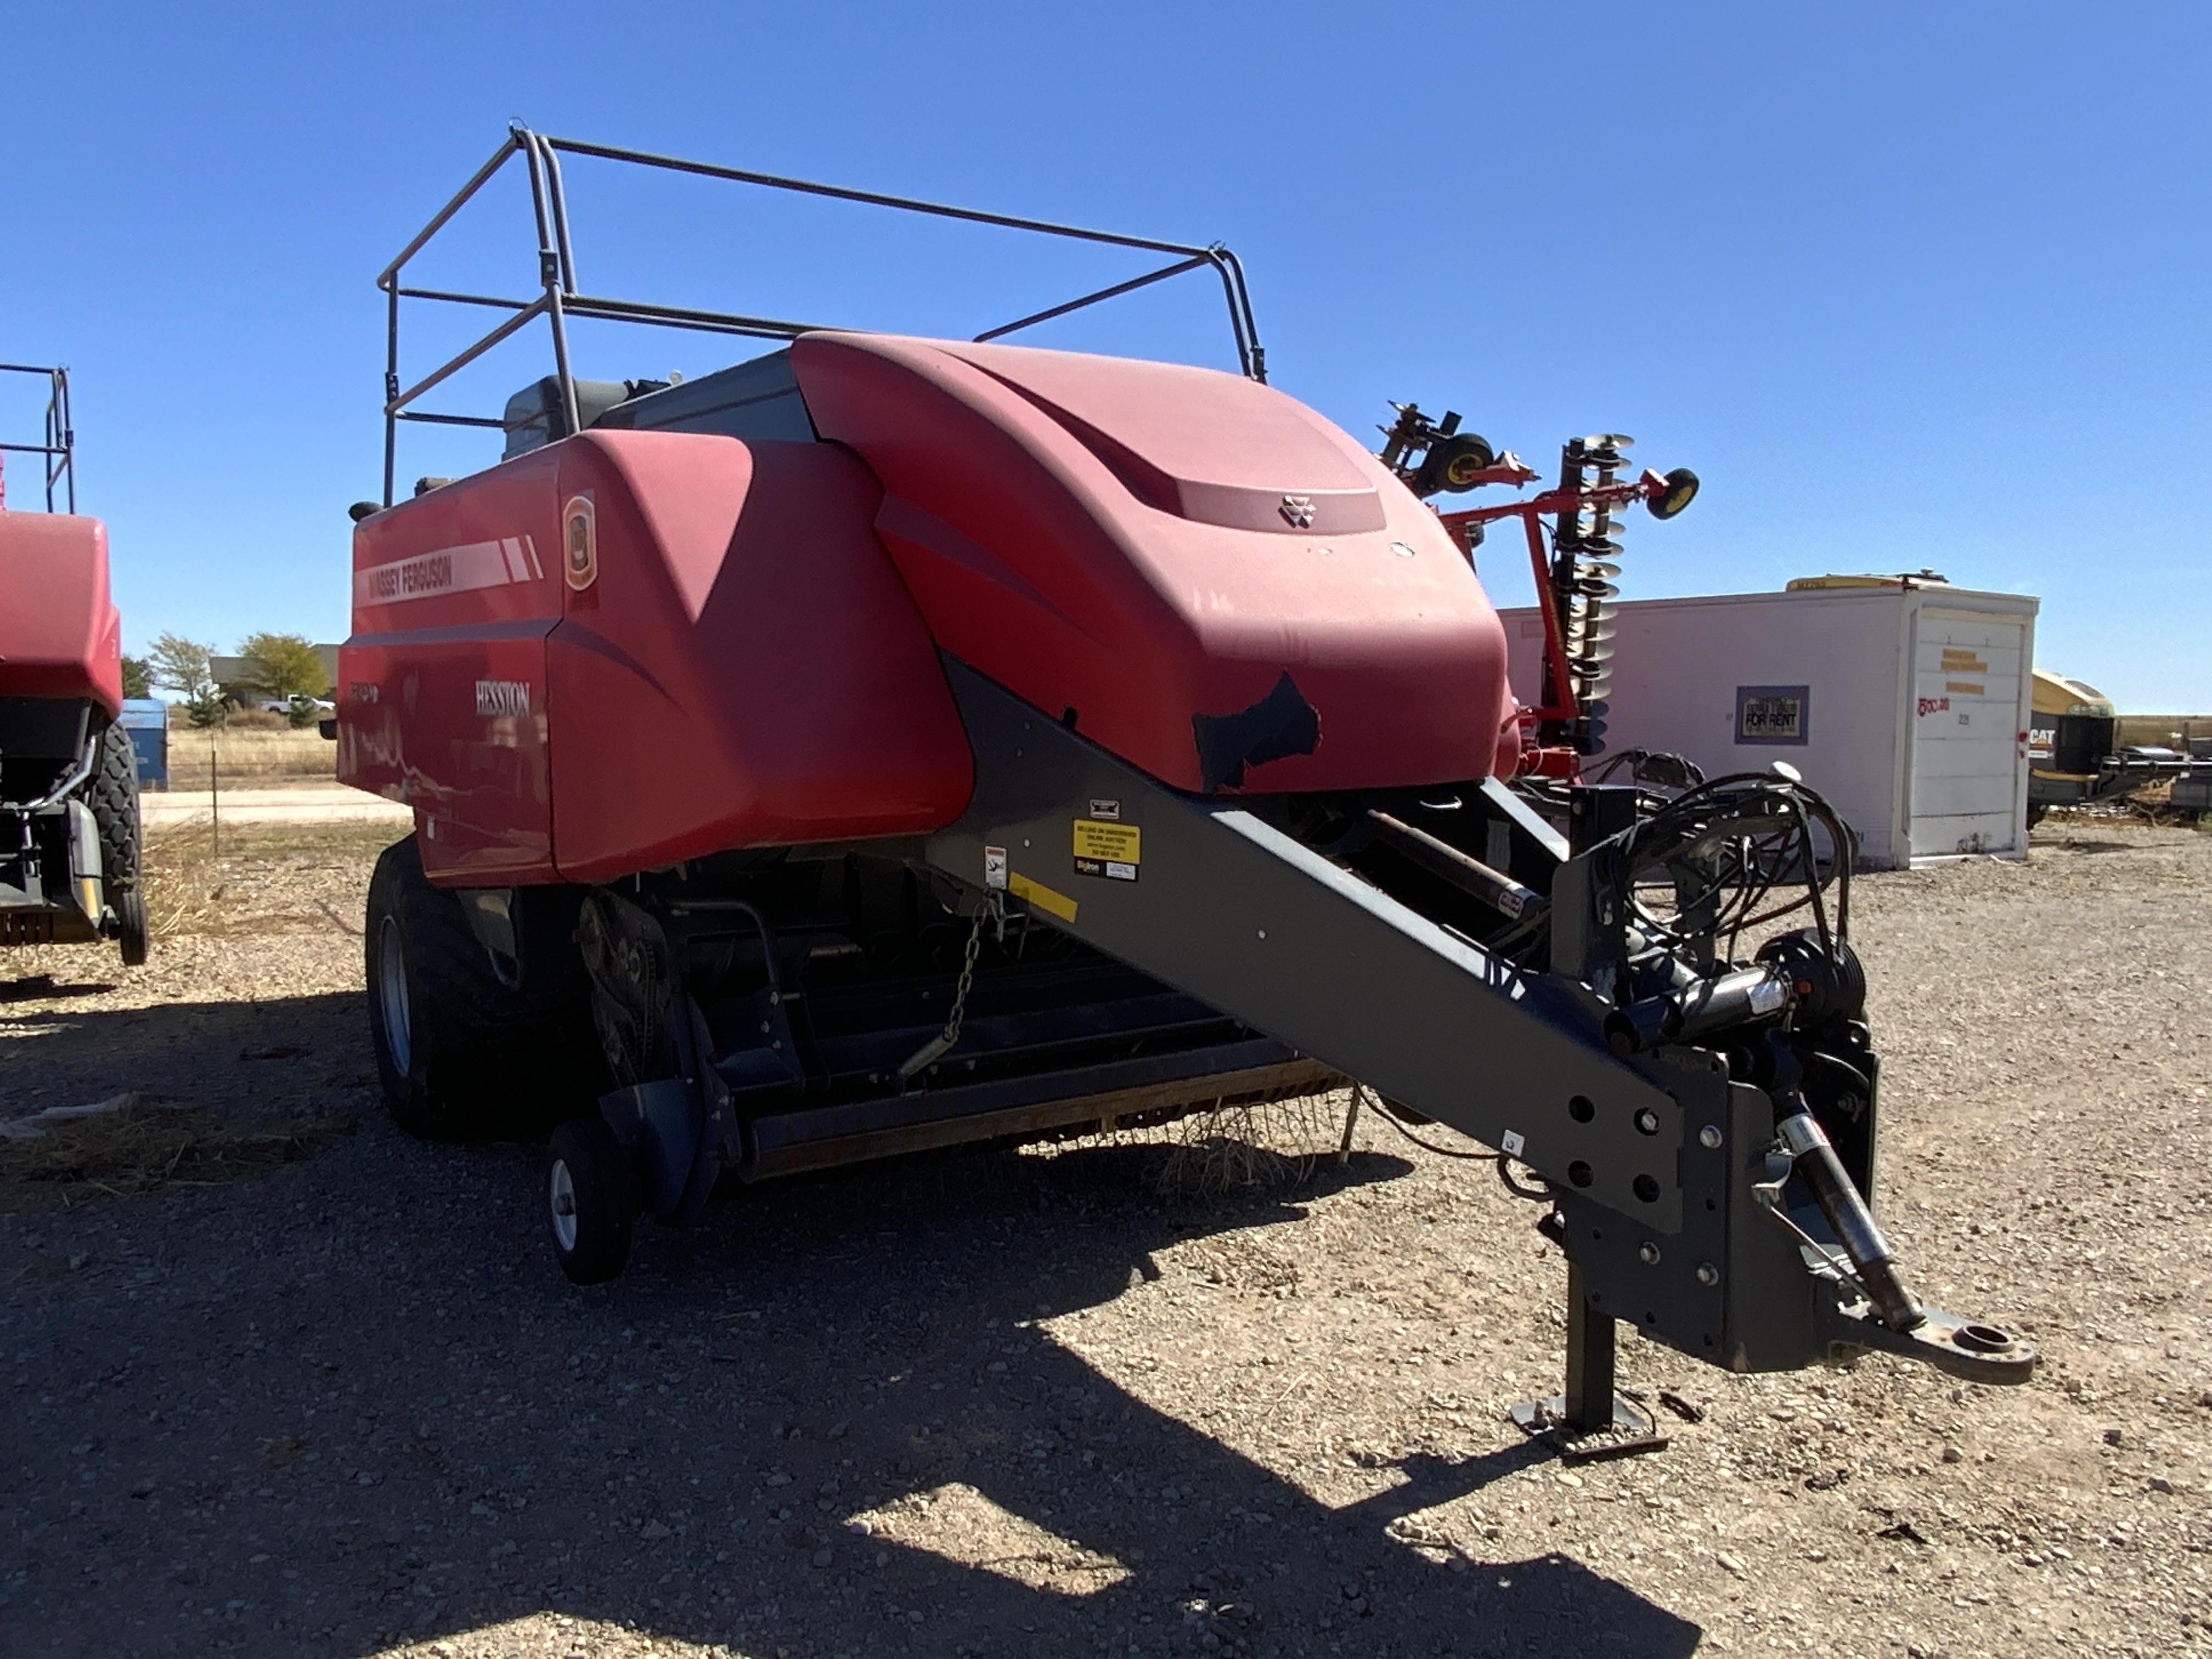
[2026,669,2190,823]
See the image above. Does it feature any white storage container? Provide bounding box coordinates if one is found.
[1498,580,2040,868]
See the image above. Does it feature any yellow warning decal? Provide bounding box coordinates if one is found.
[1008,871,1079,923]
[1945,680,1986,695]
[1073,821,1141,865]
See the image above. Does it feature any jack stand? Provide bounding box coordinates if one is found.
[1510,1263,1669,1463]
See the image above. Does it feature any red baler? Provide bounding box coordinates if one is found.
[341,130,2030,1454]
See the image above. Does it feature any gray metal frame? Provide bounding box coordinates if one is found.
[377,125,1267,505]
[922,661,2036,1389]
[923,663,1684,1227]
[0,363,75,512]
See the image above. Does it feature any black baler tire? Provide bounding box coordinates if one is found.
[548,1116,634,1285]
[86,721,142,895]
[365,835,597,1142]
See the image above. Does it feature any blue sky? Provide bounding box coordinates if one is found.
[6,2,2206,710]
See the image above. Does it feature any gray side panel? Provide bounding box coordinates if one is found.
[597,349,816,444]
[503,377,640,460]
[923,662,1685,1234]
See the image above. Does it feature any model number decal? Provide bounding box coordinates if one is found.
[475,679,531,718]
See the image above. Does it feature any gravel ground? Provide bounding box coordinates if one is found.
[2,821,2207,1659]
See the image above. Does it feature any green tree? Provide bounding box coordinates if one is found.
[119,656,151,699]
[147,633,216,701]
[235,631,330,699]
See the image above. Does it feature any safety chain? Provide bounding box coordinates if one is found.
[940,893,1003,1049]
[896,891,1006,1083]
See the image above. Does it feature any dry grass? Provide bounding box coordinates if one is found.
[141,828,229,936]
[1025,1087,1361,1197]
[158,725,334,789]
[0,1097,355,1200]
[139,819,400,938]
[1151,1092,1357,1195]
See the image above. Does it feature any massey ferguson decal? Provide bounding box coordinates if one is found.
[475,679,532,718]
[353,537,544,607]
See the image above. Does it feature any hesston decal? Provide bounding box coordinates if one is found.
[475,679,532,719]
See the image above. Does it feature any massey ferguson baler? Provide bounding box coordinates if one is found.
[342,129,2032,1455]
[0,363,148,966]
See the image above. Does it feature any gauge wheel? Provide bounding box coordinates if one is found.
[114,886,149,967]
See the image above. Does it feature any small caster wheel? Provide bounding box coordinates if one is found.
[114,887,149,967]
[547,1116,634,1285]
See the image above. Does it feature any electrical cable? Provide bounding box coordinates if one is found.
[1497,1155,1556,1202]
[1360,1094,1502,1161]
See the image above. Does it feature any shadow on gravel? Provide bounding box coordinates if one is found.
[0,973,121,1004]
[0,990,369,1124]
[2039,838,2147,856]
[3,1001,1701,1659]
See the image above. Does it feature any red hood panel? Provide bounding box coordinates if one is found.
[793,332,1509,794]
[0,512,123,718]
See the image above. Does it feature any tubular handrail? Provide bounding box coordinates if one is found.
[0,363,76,513]
[377,125,1265,505]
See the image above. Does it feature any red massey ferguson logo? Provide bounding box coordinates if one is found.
[1917,695,1951,717]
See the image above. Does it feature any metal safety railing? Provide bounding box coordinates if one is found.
[378,125,1267,506]
[0,363,75,512]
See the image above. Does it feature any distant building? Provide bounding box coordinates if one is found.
[210,644,341,706]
